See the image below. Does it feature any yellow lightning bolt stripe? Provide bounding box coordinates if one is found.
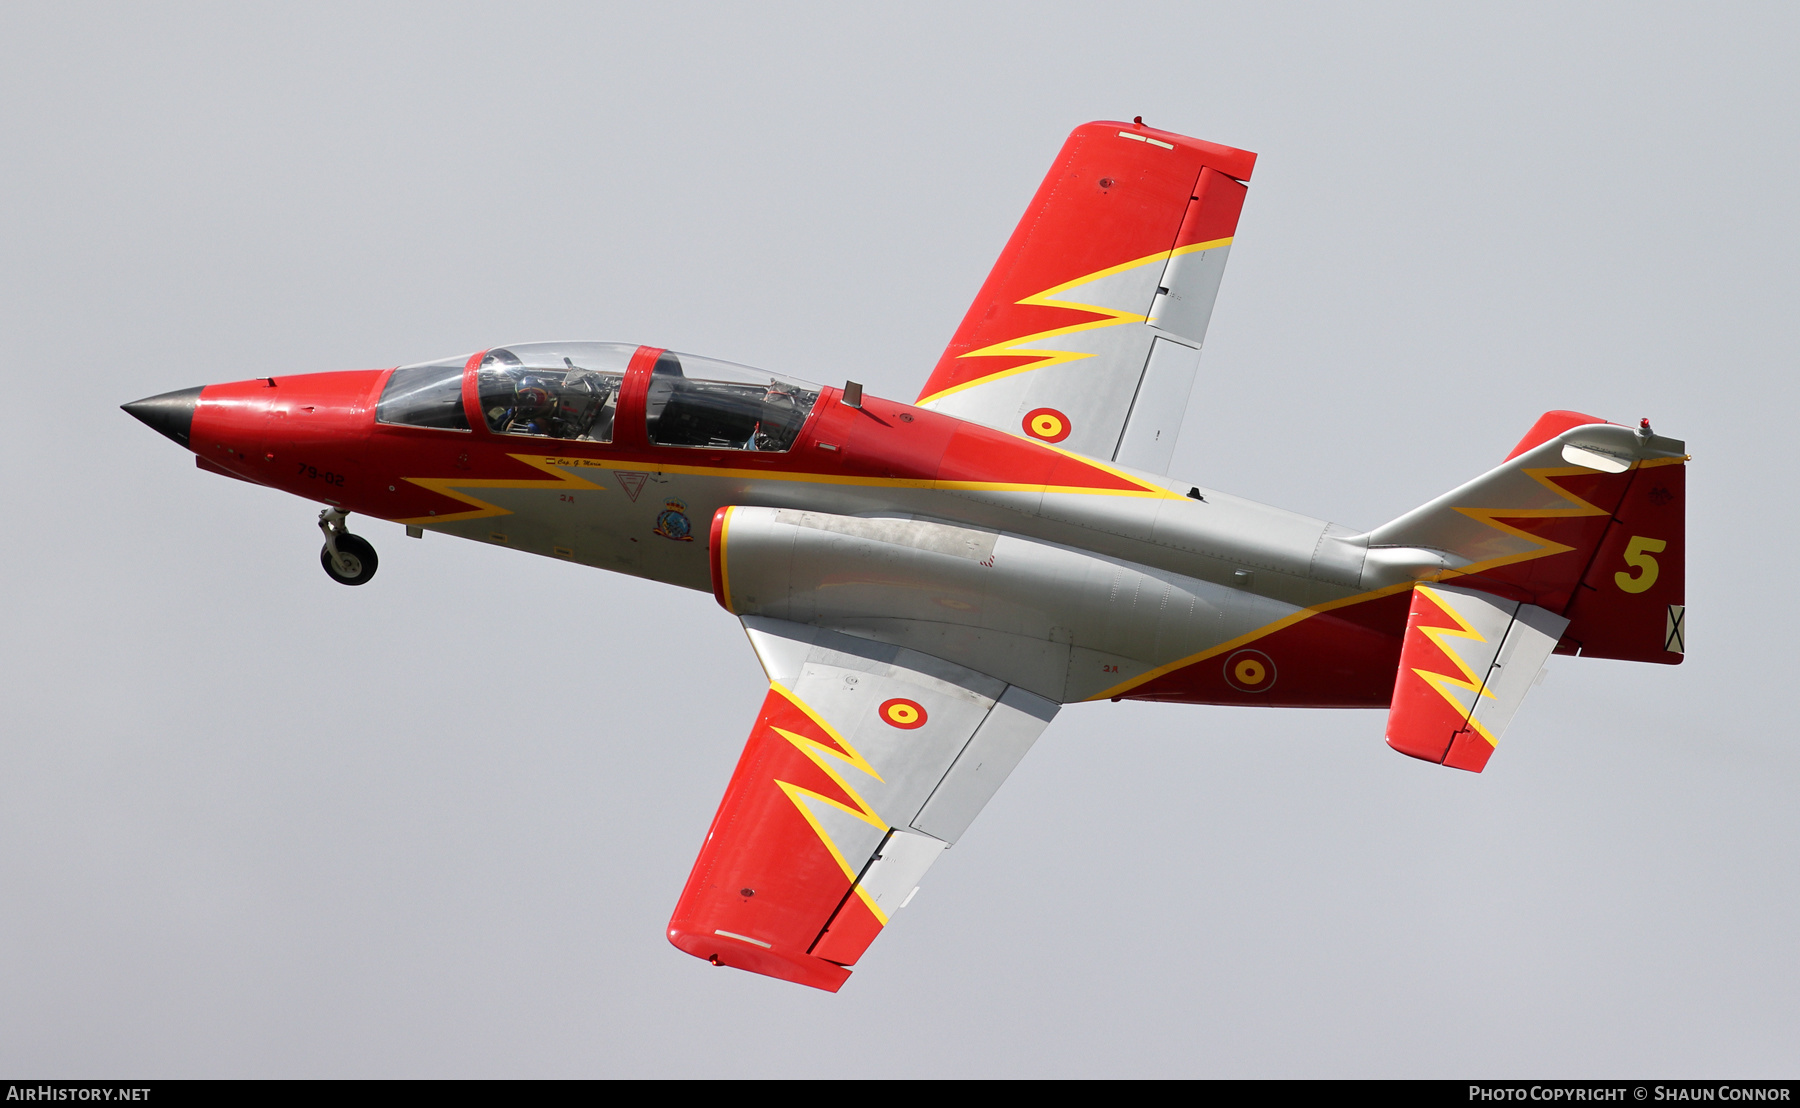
[772,780,893,927]
[1080,470,1591,702]
[1408,585,1501,747]
[404,452,1179,513]
[1084,455,1691,702]
[766,683,894,926]
[916,237,1233,406]
[1443,455,1688,577]
[1029,440,1188,500]
[767,682,884,782]
[394,453,607,525]
[1082,579,1419,702]
[614,458,1178,500]
[1438,465,1615,577]
[770,729,886,834]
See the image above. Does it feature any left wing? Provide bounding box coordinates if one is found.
[667,618,1058,991]
[916,120,1255,474]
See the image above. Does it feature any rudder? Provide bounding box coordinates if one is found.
[1560,453,1686,663]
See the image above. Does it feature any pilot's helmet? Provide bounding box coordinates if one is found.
[478,349,526,398]
[514,375,555,417]
[480,348,524,375]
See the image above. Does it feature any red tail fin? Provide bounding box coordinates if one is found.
[1367,414,1687,646]
[1560,458,1686,663]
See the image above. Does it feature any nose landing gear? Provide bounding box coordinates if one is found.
[318,508,378,586]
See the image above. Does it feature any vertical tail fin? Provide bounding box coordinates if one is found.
[1374,413,1688,769]
[1559,452,1686,662]
[1366,413,1686,633]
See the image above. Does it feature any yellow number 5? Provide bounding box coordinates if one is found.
[1615,536,1666,594]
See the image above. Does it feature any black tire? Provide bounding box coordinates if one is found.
[320,533,378,586]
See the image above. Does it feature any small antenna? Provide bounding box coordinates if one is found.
[842,381,863,409]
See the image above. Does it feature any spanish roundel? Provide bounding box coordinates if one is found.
[1223,648,1276,692]
[1023,408,1072,443]
[879,698,928,729]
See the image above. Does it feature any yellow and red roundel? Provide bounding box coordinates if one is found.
[1223,649,1276,693]
[879,698,928,729]
[1022,407,1072,443]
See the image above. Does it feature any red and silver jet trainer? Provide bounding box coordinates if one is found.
[125,121,1687,992]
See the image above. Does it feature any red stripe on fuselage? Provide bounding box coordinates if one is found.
[194,368,1166,523]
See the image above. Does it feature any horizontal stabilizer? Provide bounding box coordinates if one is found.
[1387,583,1568,772]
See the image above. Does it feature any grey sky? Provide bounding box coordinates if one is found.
[2,1,1795,1077]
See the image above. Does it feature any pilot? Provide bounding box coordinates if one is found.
[510,375,558,436]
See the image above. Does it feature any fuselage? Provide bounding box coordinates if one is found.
[150,342,1414,707]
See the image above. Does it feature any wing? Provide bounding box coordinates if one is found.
[916,120,1256,474]
[667,617,1058,991]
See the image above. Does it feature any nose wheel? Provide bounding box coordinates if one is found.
[318,508,378,586]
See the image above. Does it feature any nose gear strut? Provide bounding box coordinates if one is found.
[318,508,379,586]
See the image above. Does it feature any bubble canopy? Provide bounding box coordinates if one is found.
[375,355,470,431]
[376,342,825,453]
[643,349,822,452]
[478,342,633,443]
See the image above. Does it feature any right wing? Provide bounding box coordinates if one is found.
[667,618,1058,991]
[916,120,1255,474]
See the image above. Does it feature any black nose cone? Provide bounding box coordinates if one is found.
[122,386,203,448]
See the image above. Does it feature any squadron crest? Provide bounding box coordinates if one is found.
[653,497,695,542]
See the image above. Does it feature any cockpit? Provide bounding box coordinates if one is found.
[643,350,820,452]
[478,343,629,442]
[376,341,824,453]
